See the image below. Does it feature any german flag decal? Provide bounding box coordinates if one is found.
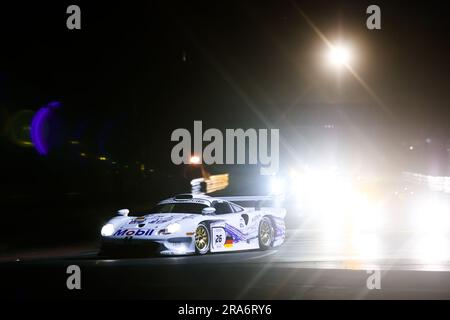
[224,236,233,248]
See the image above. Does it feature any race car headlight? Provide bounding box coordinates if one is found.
[101,223,115,236]
[159,223,181,235]
[166,223,181,234]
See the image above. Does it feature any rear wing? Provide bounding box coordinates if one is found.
[219,196,283,211]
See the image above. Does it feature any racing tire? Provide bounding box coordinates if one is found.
[195,223,210,255]
[258,217,274,250]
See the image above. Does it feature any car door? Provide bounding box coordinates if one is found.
[231,203,260,240]
[212,201,246,247]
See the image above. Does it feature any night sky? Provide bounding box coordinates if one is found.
[1,0,450,195]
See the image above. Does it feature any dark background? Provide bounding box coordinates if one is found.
[1,0,450,251]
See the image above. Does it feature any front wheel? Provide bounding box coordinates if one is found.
[258,217,274,250]
[195,223,210,255]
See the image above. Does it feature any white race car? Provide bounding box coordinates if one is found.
[99,193,286,256]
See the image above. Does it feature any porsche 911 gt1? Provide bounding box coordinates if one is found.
[99,193,286,256]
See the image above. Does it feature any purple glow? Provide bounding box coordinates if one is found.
[30,101,60,155]
[47,101,61,109]
[31,107,50,155]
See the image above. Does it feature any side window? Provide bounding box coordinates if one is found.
[213,201,233,215]
[231,204,244,213]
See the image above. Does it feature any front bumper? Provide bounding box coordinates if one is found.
[100,237,195,256]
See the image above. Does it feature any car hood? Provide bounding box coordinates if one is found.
[119,213,197,230]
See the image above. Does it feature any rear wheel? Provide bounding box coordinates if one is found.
[258,217,274,250]
[195,223,210,255]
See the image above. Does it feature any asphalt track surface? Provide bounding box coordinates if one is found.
[1,227,450,299]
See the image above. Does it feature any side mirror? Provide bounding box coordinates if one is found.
[117,209,130,216]
[202,207,216,215]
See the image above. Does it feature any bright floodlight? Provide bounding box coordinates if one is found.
[327,44,352,67]
[411,196,449,234]
[270,177,285,195]
[189,155,201,164]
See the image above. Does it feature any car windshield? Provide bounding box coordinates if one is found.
[149,203,208,214]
